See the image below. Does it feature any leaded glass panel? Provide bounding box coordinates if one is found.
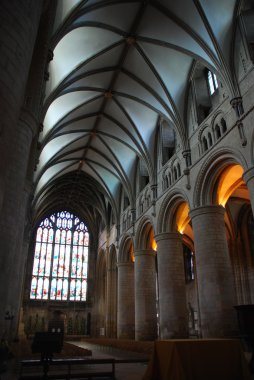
[30,211,89,301]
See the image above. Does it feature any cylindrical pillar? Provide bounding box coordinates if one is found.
[243,167,254,217]
[190,205,237,337]
[0,0,43,211]
[105,265,117,338]
[117,262,135,339]
[1,109,37,336]
[135,250,157,341]
[0,1,55,337]
[156,232,188,339]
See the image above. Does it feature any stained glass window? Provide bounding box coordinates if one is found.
[30,211,89,301]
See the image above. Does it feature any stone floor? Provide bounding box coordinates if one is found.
[1,339,254,380]
[0,340,148,380]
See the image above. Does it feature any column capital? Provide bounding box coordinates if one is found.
[134,249,156,258]
[189,204,225,220]
[155,232,182,243]
[243,166,254,184]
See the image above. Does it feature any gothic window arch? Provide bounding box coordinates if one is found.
[30,211,89,302]
[160,119,176,165]
[208,132,213,147]
[207,70,218,95]
[215,124,221,140]
[203,136,208,151]
[221,118,227,134]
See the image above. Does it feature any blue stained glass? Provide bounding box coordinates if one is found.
[30,277,37,299]
[58,245,65,277]
[67,218,72,229]
[57,217,62,228]
[78,231,84,245]
[50,214,55,223]
[50,279,57,299]
[82,264,87,277]
[48,228,54,243]
[73,231,78,245]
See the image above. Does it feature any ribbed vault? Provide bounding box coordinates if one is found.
[33,0,241,221]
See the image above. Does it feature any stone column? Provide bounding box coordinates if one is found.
[1,109,37,337]
[155,232,188,339]
[189,205,237,337]
[135,250,157,341]
[243,167,254,217]
[0,0,43,211]
[0,1,55,337]
[105,263,117,338]
[117,262,135,339]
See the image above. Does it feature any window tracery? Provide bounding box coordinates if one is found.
[30,211,89,302]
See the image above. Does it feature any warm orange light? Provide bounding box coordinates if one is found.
[176,203,190,234]
[217,165,244,207]
[152,239,157,251]
[130,246,135,262]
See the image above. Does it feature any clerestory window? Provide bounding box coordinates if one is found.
[207,71,218,95]
[30,211,89,302]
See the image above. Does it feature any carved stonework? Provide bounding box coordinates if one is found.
[230,97,244,118]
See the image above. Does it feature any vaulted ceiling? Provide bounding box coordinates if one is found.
[33,0,240,226]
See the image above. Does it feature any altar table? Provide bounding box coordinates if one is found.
[143,339,251,380]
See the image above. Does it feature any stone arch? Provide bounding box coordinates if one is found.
[193,147,248,208]
[118,234,134,264]
[157,189,190,234]
[135,216,155,251]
